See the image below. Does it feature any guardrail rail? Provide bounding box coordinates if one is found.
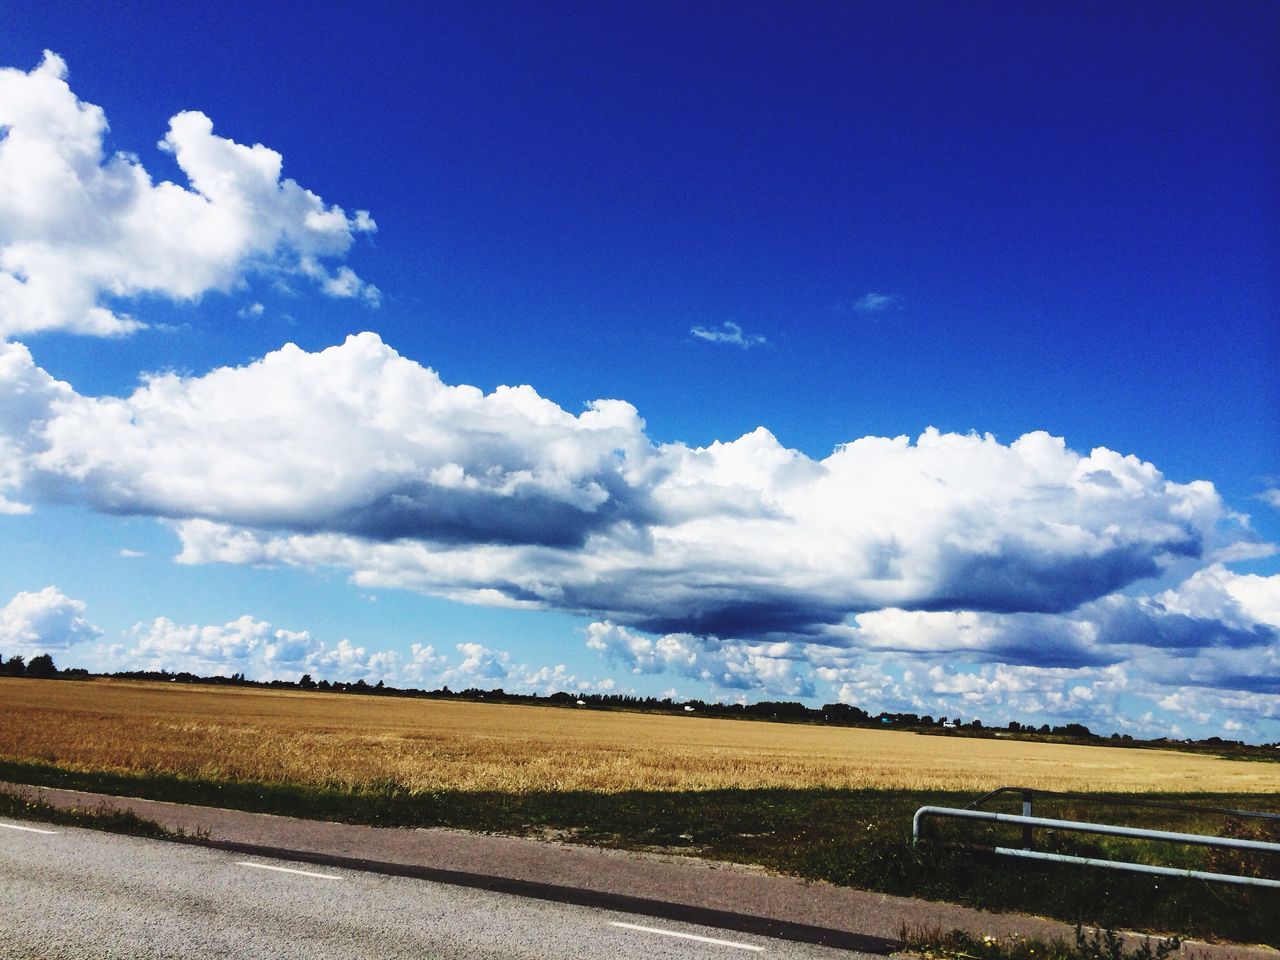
[912,786,1280,890]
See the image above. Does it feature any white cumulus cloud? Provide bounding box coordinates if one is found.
[0,51,376,338]
[115,614,607,693]
[0,586,101,654]
[124,615,406,683]
[586,621,813,696]
[823,564,1279,672]
[2,333,650,545]
[0,332,1229,636]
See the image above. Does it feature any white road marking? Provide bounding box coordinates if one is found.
[0,821,59,835]
[609,921,765,951]
[235,861,341,881]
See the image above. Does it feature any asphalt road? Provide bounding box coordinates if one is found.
[0,819,869,959]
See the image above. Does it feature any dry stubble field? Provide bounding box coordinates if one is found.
[2,678,1277,795]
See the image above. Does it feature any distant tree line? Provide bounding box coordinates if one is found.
[0,653,89,679]
[5,655,1275,753]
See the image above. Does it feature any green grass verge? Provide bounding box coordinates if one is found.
[0,785,184,840]
[1,758,1275,944]
[900,925,1183,960]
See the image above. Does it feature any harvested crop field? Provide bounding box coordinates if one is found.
[2,678,1276,794]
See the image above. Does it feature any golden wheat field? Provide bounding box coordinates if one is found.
[1,678,1276,794]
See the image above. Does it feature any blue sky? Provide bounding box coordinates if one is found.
[1,1,1277,740]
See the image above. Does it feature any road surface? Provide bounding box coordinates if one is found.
[0,819,871,959]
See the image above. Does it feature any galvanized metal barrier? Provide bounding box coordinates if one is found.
[912,798,1280,890]
[965,784,1280,822]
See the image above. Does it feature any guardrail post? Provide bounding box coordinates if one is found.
[1022,790,1034,850]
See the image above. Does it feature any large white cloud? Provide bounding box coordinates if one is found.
[0,51,376,338]
[0,332,1234,639]
[0,586,101,654]
[1,334,651,543]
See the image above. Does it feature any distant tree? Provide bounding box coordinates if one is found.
[821,703,871,724]
[1051,722,1093,739]
[298,673,316,690]
[2,655,25,677]
[26,654,57,679]
[752,700,809,719]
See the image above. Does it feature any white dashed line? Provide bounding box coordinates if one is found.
[235,861,342,881]
[609,921,765,951]
[0,821,59,835]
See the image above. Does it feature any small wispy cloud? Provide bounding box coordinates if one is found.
[237,302,265,319]
[853,292,900,313]
[690,321,767,348]
[1259,488,1280,510]
[1209,541,1277,563]
[118,548,146,558]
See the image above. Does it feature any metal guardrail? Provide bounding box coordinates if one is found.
[960,784,1280,855]
[912,797,1280,890]
[965,784,1280,821]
